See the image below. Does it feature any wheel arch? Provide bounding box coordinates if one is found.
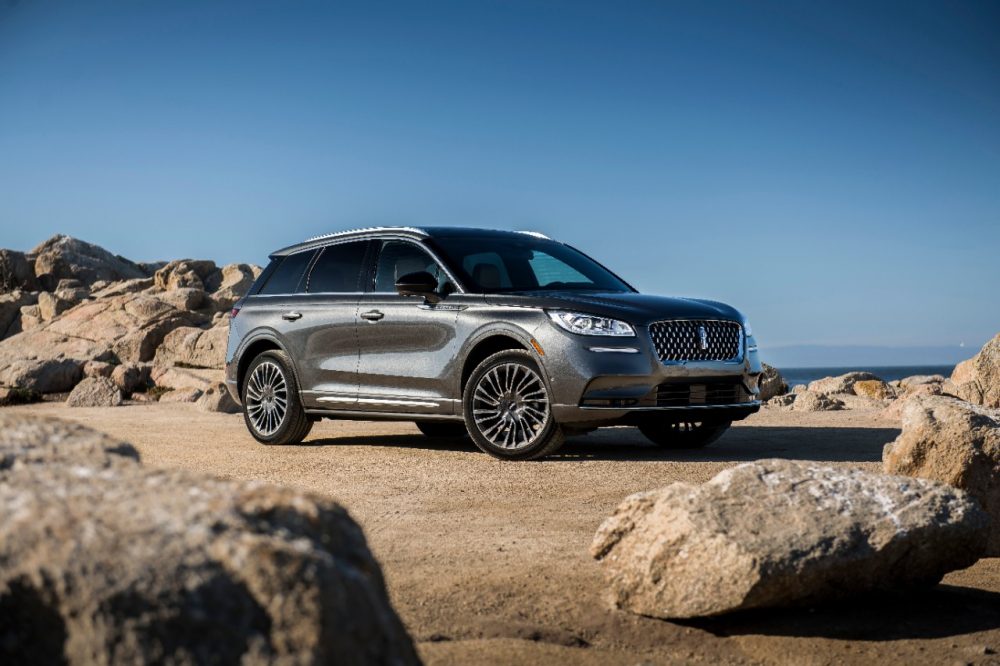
[459,333,532,395]
[237,336,291,397]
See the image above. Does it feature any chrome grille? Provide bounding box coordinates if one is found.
[649,319,742,362]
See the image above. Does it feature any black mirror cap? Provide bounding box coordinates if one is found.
[395,271,438,298]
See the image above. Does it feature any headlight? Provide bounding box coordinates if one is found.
[547,311,635,337]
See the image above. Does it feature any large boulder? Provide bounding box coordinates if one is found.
[66,376,124,407]
[758,363,787,401]
[151,365,224,392]
[791,390,843,412]
[950,333,1000,408]
[30,235,147,290]
[0,412,138,473]
[196,382,241,413]
[0,358,83,394]
[0,415,419,664]
[208,263,261,310]
[0,290,36,337]
[153,259,218,292]
[591,459,988,619]
[0,249,38,292]
[155,320,229,369]
[883,395,1000,555]
[852,379,895,400]
[807,371,882,395]
[0,292,204,392]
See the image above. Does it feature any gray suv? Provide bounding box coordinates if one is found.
[226,227,762,460]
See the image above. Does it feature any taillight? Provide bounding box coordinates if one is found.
[231,307,240,318]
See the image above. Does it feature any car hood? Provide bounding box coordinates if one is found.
[485,291,743,327]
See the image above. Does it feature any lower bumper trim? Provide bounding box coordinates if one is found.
[578,400,762,411]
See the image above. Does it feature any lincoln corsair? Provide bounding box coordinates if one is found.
[226,227,762,460]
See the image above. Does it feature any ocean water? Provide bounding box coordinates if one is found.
[778,365,955,389]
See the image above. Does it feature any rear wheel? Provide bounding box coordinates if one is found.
[638,419,731,449]
[415,421,468,439]
[463,349,564,460]
[242,351,313,445]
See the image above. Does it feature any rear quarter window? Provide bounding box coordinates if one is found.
[257,250,316,295]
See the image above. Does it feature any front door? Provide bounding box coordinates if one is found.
[354,240,462,415]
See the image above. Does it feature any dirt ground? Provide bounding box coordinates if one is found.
[8,401,1000,665]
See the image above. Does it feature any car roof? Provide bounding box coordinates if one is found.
[270,226,551,257]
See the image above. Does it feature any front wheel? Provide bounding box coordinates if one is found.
[242,350,313,445]
[463,350,564,460]
[638,419,731,449]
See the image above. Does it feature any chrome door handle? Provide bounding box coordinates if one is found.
[281,311,303,321]
[360,310,384,322]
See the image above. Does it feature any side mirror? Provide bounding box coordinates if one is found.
[395,271,440,302]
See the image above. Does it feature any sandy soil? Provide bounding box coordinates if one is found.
[7,401,1000,665]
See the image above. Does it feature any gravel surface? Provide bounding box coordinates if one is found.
[7,402,1000,665]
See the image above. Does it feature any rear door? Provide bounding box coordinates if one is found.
[354,239,462,415]
[290,240,372,408]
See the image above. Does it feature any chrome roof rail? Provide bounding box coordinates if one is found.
[516,230,550,240]
[304,226,428,242]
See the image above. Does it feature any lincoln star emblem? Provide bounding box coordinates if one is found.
[697,325,709,351]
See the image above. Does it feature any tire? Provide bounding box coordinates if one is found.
[463,349,564,460]
[415,421,469,439]
[638,419,731,449]
[241,350,313,445]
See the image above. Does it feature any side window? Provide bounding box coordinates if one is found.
[257,250,316,295]
[373,241,446,293]
[307,241,369,293]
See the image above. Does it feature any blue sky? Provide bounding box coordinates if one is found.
[1,1,998,359]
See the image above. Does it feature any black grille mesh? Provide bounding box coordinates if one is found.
[649,320,742,362]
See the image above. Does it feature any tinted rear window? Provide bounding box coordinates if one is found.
[307,241,370,292]
[257,250,316,295]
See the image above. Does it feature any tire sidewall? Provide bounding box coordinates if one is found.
[242,351,305,445]
[463,349,560,460]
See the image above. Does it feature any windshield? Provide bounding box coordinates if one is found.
[430,235,634,293]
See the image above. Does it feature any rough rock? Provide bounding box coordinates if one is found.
[0,358,83,393]
[158,387,204,403]
[66,376,124,407]
[0,412,138,472]
[758,363,788,401]
[852,379,895,401]
[900,374,946,391]
[0,249,38,291]
[196,383,240,413]
[807,371,881,395]
[791,384,807,394]
[0,290,36,337]
[157,287,206,312]
[208,263,261,310]
[37,291,76,321]
[154,259,218,291]
[155,320,229,369]
[0,292,204,392]
[765,394,796,409]
[0,418,419,664]
[950,333,1000,408]
[883,395,1000,555]
[0,387,42,407]
[791,390,843,412]
[835,393,890,411]
[89,277,154,299]
[591,459,988,619]
[151,365,224,392]
[30,235,147,289]
[111,362,151,394]
[82,360,114,378]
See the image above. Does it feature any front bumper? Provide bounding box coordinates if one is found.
[531,320,762,426]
